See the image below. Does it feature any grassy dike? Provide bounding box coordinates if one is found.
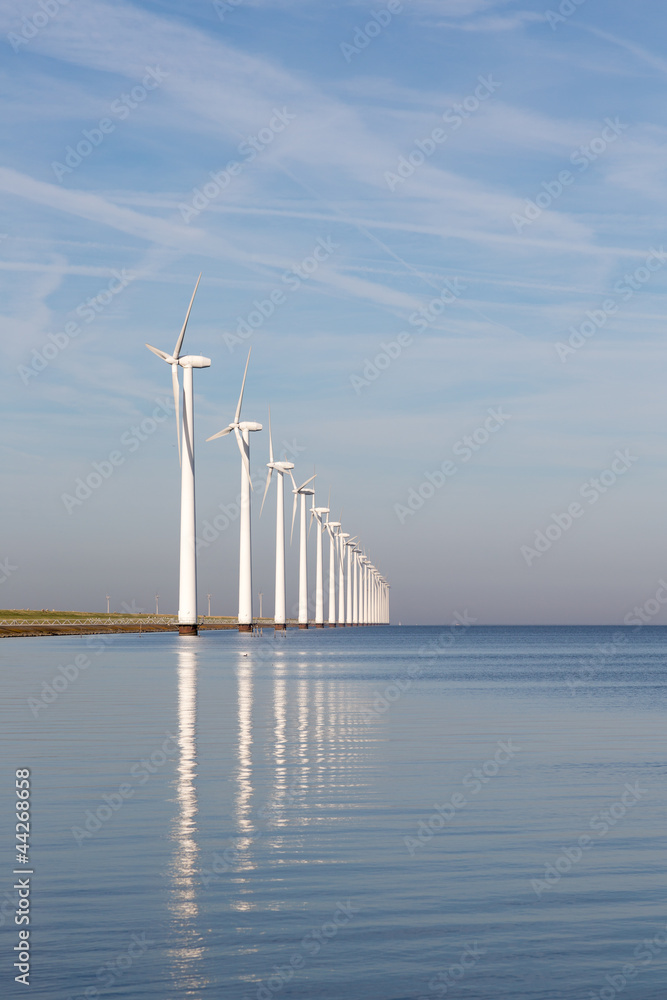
[0,610,285,637]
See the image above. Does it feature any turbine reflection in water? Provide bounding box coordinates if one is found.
[297,661,310,812]
[232,649,257,912]
[269,656,288,828]
[168,643,205,985]
[263,651,376,839]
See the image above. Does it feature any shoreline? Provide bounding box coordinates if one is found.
[0,617,304,638]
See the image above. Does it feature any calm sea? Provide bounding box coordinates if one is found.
[1,625,665,999]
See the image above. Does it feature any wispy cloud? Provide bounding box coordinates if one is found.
[437,11,544,31]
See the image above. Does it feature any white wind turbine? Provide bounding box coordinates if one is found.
[352,545,361,626]
[325,518,340,626]
[207,348,262,632]
[260,408,294,630]
[337,530,349,626]
[290,472,316,628]
[145,275,210,636]
[357,548,366,624]
[361,556,371,624]
[310,502,330,628]
[345,536,357,626]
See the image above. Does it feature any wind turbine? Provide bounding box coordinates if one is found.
[357,552,366,626]
[259,408,294,630]
[352,546,360,626]
[290,472,316,628]
[360,556,369,625]
[337,531,349,626]
[345,536,357,626]
[325,518,340,626]
[310,503,330,627]
[207,348,262,632]
[145,275,210,636]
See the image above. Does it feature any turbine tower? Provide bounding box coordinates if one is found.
[145,275,210,636]
[260,408,294,630]
[207,349,262,632]
[310,503,330,627]
[290,472,316,628]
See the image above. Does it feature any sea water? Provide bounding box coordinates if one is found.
[1,625,665,999]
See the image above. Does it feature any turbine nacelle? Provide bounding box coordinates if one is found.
[180,355,212,368]
[239,420,263,432]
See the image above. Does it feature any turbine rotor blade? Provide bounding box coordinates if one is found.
[234,426,253,490]
[173,273,201,360]
[259,467,273,517]
[146,343,172,362]
[298,473,317,491]
[288,469,297,492]
[235,347,252,425]
[267,405,274,464]
[308,508,315,540]
[172,363,181,467]
[206,425,234,441]
[290,492,297,543]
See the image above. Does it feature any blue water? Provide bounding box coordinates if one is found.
[1,626,666,999]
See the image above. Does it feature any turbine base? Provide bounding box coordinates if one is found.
[274,623,287,631]
[179,624,198,636]
[238,623,253,633]
[315,623,324,628]
[298,623,309,629]
[327,623,336,627]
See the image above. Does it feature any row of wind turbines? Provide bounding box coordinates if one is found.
[146,277,390,636]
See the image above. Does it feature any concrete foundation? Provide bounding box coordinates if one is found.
[179,624,198,636]
[274,623,287,631]
[238,623,252,633]
[298,623,308,629]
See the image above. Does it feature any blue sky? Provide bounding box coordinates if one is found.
[2,0,667,623]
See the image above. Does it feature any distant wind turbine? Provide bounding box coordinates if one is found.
[310,502,330,627]
[207,348,262,632]
[325,518,340,626]
[145,275,210,636]
[260,408,294,630]
[345,536,357,626]
[290,472,316,629]
[337,531,349,626]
